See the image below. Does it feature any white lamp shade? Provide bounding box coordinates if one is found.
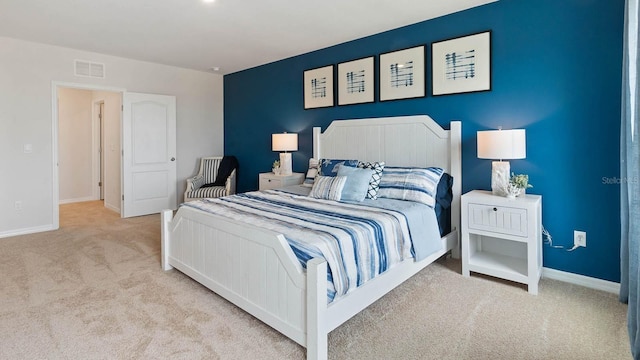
[272,133,298,152]
[477,129,526,160]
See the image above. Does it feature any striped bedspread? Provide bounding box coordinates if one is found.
[183,190,437,302]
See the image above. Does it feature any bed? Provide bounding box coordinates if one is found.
[161,115,461,360]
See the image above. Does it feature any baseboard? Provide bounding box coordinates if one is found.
[0,224,57,239]
[543,267,620,294]
[104,202,120,214]
[59,196,95,204]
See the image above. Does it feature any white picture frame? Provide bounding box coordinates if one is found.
[431,31,492,96]
[304,65,334,109]
[337,56,374,105]
[379,45,425,101]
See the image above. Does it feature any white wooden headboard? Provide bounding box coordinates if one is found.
[312,115,462,256]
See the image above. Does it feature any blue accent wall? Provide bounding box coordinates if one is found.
[224,0,624,282]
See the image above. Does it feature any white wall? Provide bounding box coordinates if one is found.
[58,88,93,203]
[92,91,122,213]
[0,36,224,237]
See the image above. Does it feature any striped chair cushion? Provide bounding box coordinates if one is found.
[187,186,228,199]
[202,158,222,185]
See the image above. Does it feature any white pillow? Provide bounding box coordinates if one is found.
[302,158,319,187]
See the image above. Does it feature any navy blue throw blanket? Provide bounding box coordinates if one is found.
[203,156,238,187]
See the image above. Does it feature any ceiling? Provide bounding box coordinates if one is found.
[0,0,496,75]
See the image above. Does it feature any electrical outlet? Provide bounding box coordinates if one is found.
[574,230,586,248]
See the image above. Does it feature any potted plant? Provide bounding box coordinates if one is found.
[272,160,281,175]
[509,173,533,197]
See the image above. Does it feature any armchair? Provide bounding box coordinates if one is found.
[184,156,237,201]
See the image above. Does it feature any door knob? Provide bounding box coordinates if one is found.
[170,157,175,161]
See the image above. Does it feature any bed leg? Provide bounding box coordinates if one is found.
[161,209,174,271]
[306,258,328,360]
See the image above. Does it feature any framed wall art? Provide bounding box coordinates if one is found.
[431,31,491,96]
[303,65,334,109]
[379,45,425,101]
[337,56,374,105]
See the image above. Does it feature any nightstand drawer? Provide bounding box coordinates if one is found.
[467,203,528,237]
[258,172,304,191]
[259,177,282,190]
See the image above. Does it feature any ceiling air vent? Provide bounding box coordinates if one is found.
[74,60,105,79]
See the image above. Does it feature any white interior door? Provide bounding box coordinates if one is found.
[122,92,177,218]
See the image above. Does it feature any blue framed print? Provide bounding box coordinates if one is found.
[379,45,426,101]
[431,31,492,96]
[338,56,374,105]
[304,65,334,109]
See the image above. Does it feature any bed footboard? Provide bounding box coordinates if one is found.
[161,207,328,354]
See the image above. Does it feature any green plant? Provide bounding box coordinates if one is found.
[272,160,280,169]
[510,173,533,189]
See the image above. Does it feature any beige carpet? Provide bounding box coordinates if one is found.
[0,201,631,359]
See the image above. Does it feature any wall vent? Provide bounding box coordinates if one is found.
[74,60,105,79]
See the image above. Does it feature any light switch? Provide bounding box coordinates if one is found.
[23,144,32,153]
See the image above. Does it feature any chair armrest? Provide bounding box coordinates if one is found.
[225,169,237,195]
[186,174,204,192]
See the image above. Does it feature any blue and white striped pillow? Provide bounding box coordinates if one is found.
[309,175,347,201]
[377,167,444,208]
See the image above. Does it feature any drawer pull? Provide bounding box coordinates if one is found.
[493,207,498,212]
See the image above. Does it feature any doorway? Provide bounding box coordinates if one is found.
[52,83,178,229]
[55,84,123,216]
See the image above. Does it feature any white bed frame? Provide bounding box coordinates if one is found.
[161,115,461,360]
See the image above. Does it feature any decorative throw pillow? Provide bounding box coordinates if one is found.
[377,167,444,207]
[357,161,385,200]
[318,159,358,177]
[337,166,374,202]
[302,158,320,187]
[309,175,347,201]
[192,175,205,190]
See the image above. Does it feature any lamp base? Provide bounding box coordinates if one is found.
[279,152,292,176]
[491,161,510,196]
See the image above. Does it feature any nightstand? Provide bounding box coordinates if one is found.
[258,172,304,191]
[461,190,542,294]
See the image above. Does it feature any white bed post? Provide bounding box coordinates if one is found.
[312,127,321,159]
[161,209,174,271]
[306,258,328,360]
[449,121,462,259]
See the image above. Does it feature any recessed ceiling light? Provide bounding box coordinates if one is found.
[203,0,215,3]
[209,67,220,72]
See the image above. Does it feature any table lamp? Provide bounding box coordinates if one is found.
[272,132,298,176]
[477,128,526,196]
